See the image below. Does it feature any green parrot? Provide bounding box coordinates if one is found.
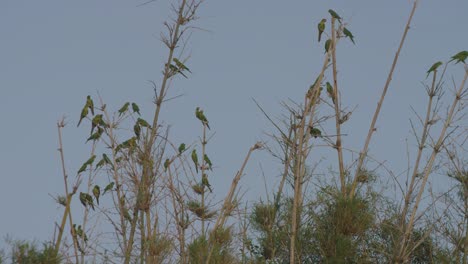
[78,155,96,174]
[86,127,104,143]
[92,185,100,205]
[119,137,137,150]
[77,104,89,127]
[178,143,186,154]
[192,149,199,173]
[328,9,342,22]
[318,18,326,42]
[309,127,322,138]
[326,82,335,104]
[173,58,192,73]
[85,193,94,210]
[202,173,212,192]
[118,102,130,117]
[164,158,170,171]
[343,27,355,44]
[449,50,468,64]
[324,39,332,53]
[134,123,141,139]
[132,103,140,115]
[95,157,105,169]
[103,182,114,195]
[137,118,151,128]
[204,154,213,171]
[426,61,443,78]
[195,107,210,129]
[90,114,104,135]
[79,192,87,208]
[168,63,188,78]
[86,95,94,115]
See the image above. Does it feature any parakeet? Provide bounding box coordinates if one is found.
[309,127,322,138]
[118,102,130,117]
[79,192,87,207]
[86,127,104,143]
[103,182,114,195]
[178,143,186,154]
[90,114,104,135]
[195,107,210,129]
[92,185,100,205]
[132,103,140,115]
[449,50,468,64]
[426,61,443,78]
[168,64,188,78]
[164,158,170,171]
[343,27,355,44]
[137,118,151,128]
[133,123,141,139]
[77,104,89,127]
[326,82,335,104]
[328,9,342,22]
[78,155,96,174]
[86,95,94,115]
[173,58,192,73]
[202,173,212,192]
[318,18,326,42]
[191,149,199,173]
[325,39,332,53]
[85,193,94,210]
[204,154,212,171]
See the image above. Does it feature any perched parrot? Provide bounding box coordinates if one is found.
[192,149,199,173]
[309,127,322,138]
[85,193,95,210]
[137,118,151,128]
[86,95,94,115]
[77,104,89,127]
[326,82,335,104]
[79,192,87,207]
[173,58,192,73]
[168,63,188,78]
[90,114,104,135]
[178,143,186,154]
[343,27,355,44]
[325,39,332,53]
[133,123,141,139]
[426,61,443,78]
[118,102,130,117]
[86,127,103,143]
[328,9,342,22]
[318,18,326,42]
[204,154,213,171]
[132,103,141,115]
[78,155,96,174]
[195,107,210,129]
[202,173,212,193]
[449,50,468,64]
[92,185,100,205]
[103,182,114,195]
[164,158,170,171]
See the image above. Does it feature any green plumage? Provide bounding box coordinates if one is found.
[91,114,104,135]
[426,61,443,78]
[86,95,94,115]
[137,118,151,128]
[118,102,130,117]
[449,51,468,64]
[92,185,100,205]
[103,182,114,195]
[318,19,326,42]
[343,27,355,44]
[328,9,342,22]
[132,103,140,115]
[77,105,88,127]
[310,127,322,138]
[133,123,141,139]
[164,158,170,171]
[195,107,210,129]
[192,149,199,173]
[325,39,332,53]
[178,143,186,154]
[326,82,335,104]
[173,58,192,73]
[202,173,212,192]
[204,154,213,171]
[78,155,96,174]
[86,127,103,143]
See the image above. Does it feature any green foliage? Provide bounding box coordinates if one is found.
[188,228,237,264]
[7,240,60,264]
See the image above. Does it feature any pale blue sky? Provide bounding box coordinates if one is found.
[0,0,467,249]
